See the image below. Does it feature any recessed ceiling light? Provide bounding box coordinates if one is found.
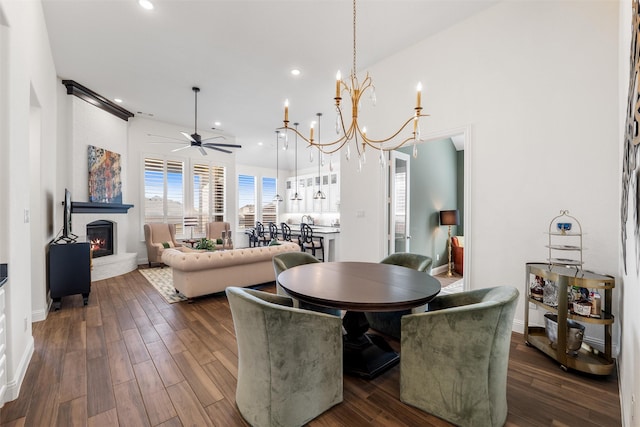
[258,142,263,146]
[138,0,154,11]
[290,69,301,76]
[214,121,221,127]
[114,98,123,103]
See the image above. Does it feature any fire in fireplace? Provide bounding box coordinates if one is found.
[87,220,114,258]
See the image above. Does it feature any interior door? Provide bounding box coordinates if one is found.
[389,151,410,254]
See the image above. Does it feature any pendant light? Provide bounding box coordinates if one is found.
[314,113,326,200]
[291,123,302,201]
[273,130,283,202]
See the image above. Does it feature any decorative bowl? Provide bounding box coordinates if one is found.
[557,222,572,233]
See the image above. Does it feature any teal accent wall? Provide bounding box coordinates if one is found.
[398,138,462,269]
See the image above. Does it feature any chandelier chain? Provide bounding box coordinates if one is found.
[352,0,357,77]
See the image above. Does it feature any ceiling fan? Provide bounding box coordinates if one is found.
[148,86,241,156]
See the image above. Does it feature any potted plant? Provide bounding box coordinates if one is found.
[195,238,216,251]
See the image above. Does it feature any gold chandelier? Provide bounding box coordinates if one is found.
[278,0,429,164]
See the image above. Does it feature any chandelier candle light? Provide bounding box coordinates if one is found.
[278,0,429,166]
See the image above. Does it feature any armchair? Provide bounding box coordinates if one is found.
[451,236,464,275]
[364,253,433,339]
[143,223,184,267]
[206,221,232,249]
[272,252,341,316]
[226,287,343,427]
[400,286,519,427]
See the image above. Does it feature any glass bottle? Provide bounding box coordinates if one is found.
[590,289,601,318]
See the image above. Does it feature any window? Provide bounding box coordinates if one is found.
[193,163,226,235]
[238,174,256,229]
[144,157,184,234]
[262,177,277,225]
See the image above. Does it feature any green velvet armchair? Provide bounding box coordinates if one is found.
[226,287,343,427]
[364,252,433,338]
[272,252,341,316]
[400,286,519,427]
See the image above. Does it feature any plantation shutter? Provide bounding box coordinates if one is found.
[211,165,225,222]
[144,158,165,224]
[238,175,256,229]
[192,163,209,235]
[261,176,277,225]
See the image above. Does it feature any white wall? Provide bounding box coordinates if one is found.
[618,1,639,425]
[0,0,58,404]
[341,1,619,343]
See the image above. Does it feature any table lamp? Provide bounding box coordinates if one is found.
[439,209,459,277]
[183,216,198,240]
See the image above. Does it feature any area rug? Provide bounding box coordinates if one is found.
[138,267,188,303]
[440,278,463,295]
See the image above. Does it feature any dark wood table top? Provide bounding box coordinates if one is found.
[278,261,441,312]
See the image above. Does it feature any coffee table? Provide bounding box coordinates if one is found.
[277,261,441,378]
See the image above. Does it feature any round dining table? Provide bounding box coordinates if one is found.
[277,261,441,378]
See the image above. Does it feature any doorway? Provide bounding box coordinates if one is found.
[389,151,410,254]
[387,126,470,285]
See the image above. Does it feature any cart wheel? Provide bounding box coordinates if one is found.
[525,341,531,347]
[560,365,568,372]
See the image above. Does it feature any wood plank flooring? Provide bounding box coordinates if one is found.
[0,269,622,426]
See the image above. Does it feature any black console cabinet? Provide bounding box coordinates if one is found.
[48,242,91,310]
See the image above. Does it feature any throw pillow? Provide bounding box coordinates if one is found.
[162,242,170,248]
[268,239,281,246]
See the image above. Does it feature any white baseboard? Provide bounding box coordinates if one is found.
[431,264,448,275]
[2,335,34,405]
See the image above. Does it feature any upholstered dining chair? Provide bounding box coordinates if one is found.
[226,287,343,427]
[268,222,280,242]
[298,223,324,261]
[364,252,433,339]
[143,223,183,267]
[280,222,292,242]
[400,286,519,427]
[272,252,341,316]
[255,221,269,246]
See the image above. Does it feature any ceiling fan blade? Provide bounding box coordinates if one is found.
[171,145,191,152]
[200,135,226,142]
[198,147,208,156]
[202,142,242,148]
[181,132,196,143]
[202,145,232,154]
[147,133,187,143]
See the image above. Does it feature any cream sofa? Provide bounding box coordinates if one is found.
[161,242,300,298]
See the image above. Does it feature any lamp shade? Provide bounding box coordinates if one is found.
[439,210,459,226]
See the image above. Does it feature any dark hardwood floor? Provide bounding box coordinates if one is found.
[0,269,621,426]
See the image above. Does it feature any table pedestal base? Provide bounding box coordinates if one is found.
[342,311,399,379]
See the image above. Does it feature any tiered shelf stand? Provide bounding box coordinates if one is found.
[524,211,615,375]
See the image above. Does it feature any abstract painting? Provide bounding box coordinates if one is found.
[88,145,122,204]
[621,0,640,273]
